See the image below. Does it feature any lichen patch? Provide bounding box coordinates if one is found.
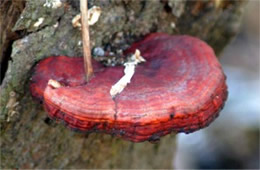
[43,0,62,9]
[33,17,44,27]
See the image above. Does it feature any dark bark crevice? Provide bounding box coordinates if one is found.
[0,0,26,83]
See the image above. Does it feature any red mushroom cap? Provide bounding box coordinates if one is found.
[30,33,228,142]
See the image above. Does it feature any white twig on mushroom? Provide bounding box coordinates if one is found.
[110,49,146,98]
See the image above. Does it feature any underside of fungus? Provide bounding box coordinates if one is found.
[30,33,228,142]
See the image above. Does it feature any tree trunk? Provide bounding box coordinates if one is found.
[0,0,247,168]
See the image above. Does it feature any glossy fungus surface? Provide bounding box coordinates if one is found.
[30,33,228,142]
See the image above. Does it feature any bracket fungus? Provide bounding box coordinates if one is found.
[30,33,227,142]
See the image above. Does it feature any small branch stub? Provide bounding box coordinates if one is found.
[48,79,62,89]
[72,6,101,29]
[88,6,101,25]
[80,0,93,82]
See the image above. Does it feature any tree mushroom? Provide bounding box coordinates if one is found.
[30,33,227,142]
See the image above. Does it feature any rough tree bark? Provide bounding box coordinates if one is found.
[0,0,247,169]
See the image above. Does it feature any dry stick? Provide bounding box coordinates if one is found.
[80,0,93,82]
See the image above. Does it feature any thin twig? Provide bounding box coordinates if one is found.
[80,0,93,82]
